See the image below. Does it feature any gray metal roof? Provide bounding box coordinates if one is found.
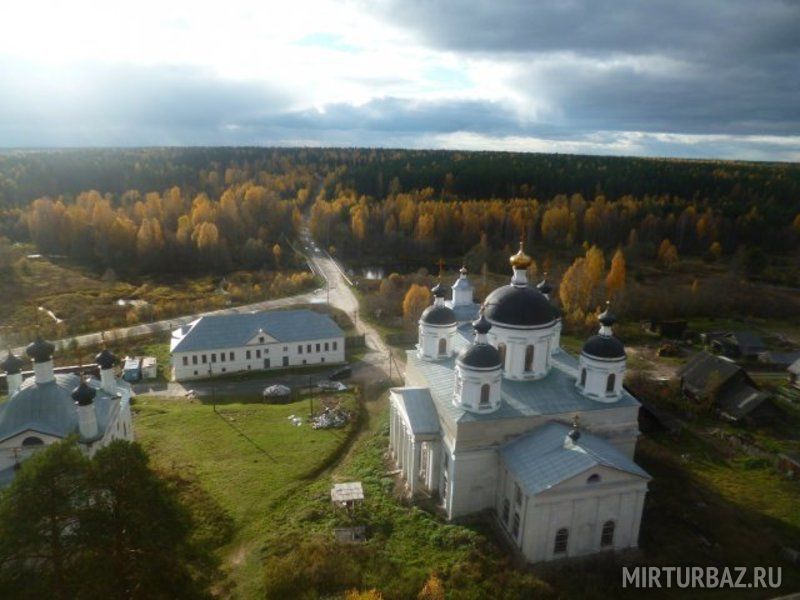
[678,351,741,394]
[171,309,343,353]
[447,302,480,323]
[501,421,650,495]
[0,374,117,443]
[406,325,639,424]
[392,387,440,435]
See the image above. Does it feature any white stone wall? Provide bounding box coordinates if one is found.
[447,446,499,518]
[417,323,456,360]
[453,364,502,413]
[496,465,648,563]
[172,336,345,381]
[488,322,558,380]
[577,355,626,401]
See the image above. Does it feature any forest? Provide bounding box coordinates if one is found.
[0,147,799,280]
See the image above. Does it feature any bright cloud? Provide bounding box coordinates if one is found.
[1,0,798,160]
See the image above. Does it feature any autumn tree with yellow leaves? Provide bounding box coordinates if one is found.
[402,284,432,323]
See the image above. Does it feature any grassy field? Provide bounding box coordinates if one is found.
[0,247,316,347]
[132,392,360,598]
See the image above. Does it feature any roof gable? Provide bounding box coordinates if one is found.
[500,422,650,495]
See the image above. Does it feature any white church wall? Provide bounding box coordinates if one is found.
[448,447,498,518]
[524,468,648,562]
[0,430,62,471]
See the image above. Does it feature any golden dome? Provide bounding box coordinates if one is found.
[509,242,532,270]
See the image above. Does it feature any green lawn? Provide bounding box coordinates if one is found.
[133,384,800,599]
[133,393,359,598]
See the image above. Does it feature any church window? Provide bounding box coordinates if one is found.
[211,353,217,363]
[316,343,321,352]
[298,345,303,354]
[580,369,586,387]
[220,353,225,363]
[246,350,251,360]
[606,373,616,393]
[182,356,188,366]
[587,474,601,484]
[333,341,338,350]
[514,482,522,506]
[21,436,44,447]
[554,528,569,554]
[256,349,261,359]
[497,343,506,367]
[479,384,490,407]
[438,338,447,355]
[601,521,615,547]
[229,352,235,361]
[502,499,510,525]
[512,513,521,538]
[123,422,127,437]
[524,345,534,372]
[201,354,207,364]
[307,344,312,353]
[325,342,329,351]
[259,336,264,343]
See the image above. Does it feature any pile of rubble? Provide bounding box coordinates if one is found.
[311,405,351,429]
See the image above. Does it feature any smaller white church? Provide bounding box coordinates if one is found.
[390,244,650,563]
[0,339,134,486]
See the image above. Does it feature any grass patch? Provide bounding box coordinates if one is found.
[132,392,359,597]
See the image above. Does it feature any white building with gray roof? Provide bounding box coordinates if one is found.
[389,244,650,563]
[170,309,345,381]
[0,341,133,487]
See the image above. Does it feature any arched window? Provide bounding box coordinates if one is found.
[480,383,491,407]
[524,345,535,372]
[21,436,44,447]
[587,474,601,484]
[600,520,615,547]
[580,368,587,387]
[502,498,510,525]
[438,338,447,356]
[606,373,616,393]
[497,343,506,368]
[554,528,569,554]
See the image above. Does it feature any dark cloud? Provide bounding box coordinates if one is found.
[374,0,800,138]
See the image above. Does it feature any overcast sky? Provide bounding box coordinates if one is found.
[2,0,799,160]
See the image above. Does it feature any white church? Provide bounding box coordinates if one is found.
[389,245,650,563]
[0,339,134,486]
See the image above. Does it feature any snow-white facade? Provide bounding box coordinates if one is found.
[390,245,650,563]
[170,309,345,381]
[0,342,133,487]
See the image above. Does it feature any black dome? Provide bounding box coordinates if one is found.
[26,337,55,363]
[536,277,553,295]
[421,304,456,325]
[431,283,446,298]
[598,307,617,327]
[457,343,502,370]
[582,334,626,360]
[484,285,559,328]
[1,352,24,375]
[95,349,117,370]
[472,312,491,335]
[71,380,97,406]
